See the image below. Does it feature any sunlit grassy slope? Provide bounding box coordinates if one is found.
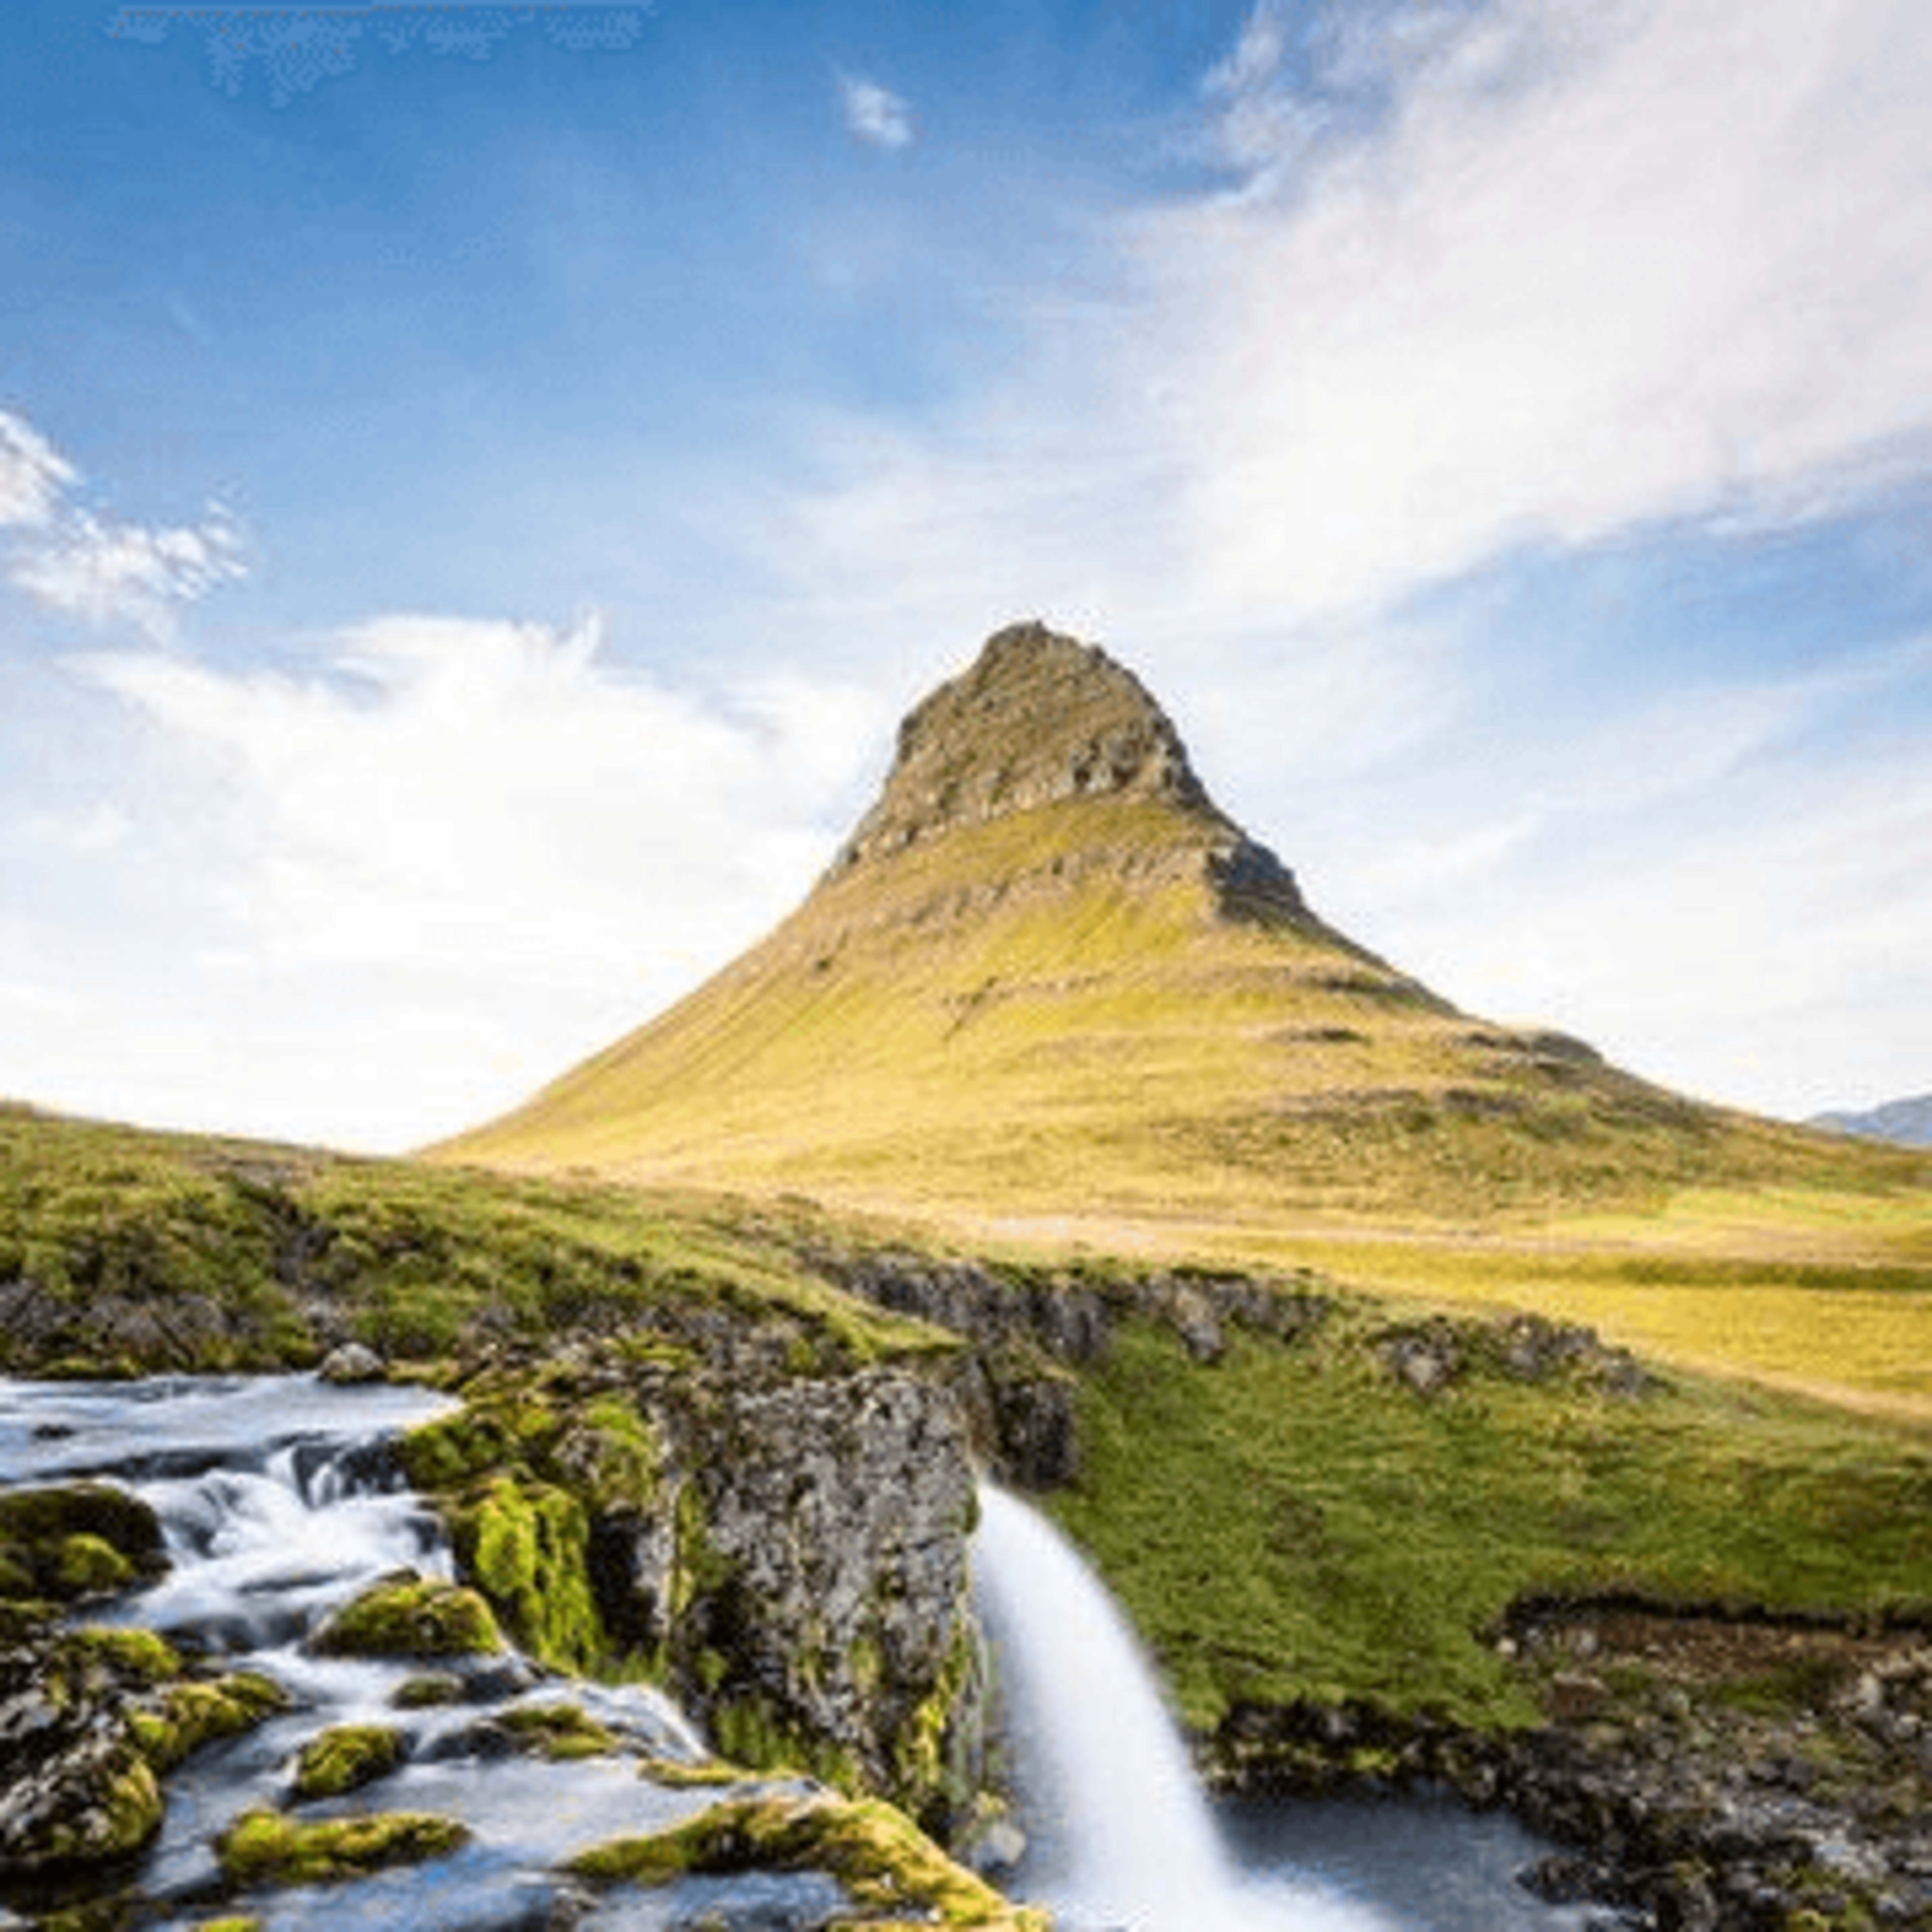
[443,625,1932,1414]
[447,787,1922,1221]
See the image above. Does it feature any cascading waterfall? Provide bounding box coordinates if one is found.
[973,1483,1390,1932]
[0,1376,749,1930]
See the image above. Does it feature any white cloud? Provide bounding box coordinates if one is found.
[839,74,915,150]
[782,0,1932,633]
[14,508,247,637]
[0,408,247,635]
[23,802,133,856]
[1138,0,1932,616]
[55,615,890,1146]
[0,411,78,528]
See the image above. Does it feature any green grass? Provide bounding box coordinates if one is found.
[0,1104,956,1377]
[1046,1313,1932,1738]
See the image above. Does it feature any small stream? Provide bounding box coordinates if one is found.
[6,1379,1624,1930]
[1,1375,841,1931]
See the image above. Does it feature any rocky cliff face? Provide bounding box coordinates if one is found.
[601,1364,984,1829]
[828,620,1310,923]
[399,1342,987,1835]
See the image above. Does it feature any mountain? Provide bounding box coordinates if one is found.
[442,623,1914,1226]
[1809,1093,1932,1148]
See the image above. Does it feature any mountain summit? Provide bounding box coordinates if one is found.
[444,624,1875,1225]
[830,622,1308,922]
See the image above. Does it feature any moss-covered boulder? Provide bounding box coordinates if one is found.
[0,1623,185,1875]
[0,1482,167,1605]
[215,1807,469,1887]
[292,1722,405,1799]
[306,1571,501,1658]
[571,1789,1049,1930]
[0,1729,162,1874]
[126,1672,287,1774]
[495,1701,617,1760]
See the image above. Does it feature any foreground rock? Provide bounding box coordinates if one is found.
[571,1787,1050,1930]
[399,1349,986,1832]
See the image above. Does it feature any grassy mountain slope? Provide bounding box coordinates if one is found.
[445,624,1929,1231]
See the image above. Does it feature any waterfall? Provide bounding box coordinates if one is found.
[973,1484,1389,1932]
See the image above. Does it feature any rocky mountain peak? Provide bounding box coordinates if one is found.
[832,621,1219,871]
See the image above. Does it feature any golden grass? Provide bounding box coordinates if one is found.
[441,789,1932,1424]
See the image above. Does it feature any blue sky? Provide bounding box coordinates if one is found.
[3,0,1930,1151]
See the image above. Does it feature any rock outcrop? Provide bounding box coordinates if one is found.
[400,1351,986,1834]
[827,621,1311,926]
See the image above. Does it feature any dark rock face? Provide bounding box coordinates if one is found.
[646,1369,981,1824]
[833,623,1213,872]
[0,1279,253,1378]
[825,1250,1330,1489]
[416,1357,987,1832]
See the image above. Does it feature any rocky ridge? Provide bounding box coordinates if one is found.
[828,620,1311,923]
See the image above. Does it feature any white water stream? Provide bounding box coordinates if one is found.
[4,1381,1611,1929]
[973,1485,1393,1932]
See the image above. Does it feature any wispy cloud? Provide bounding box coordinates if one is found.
[0,408,247,635]
[784,0,1932,631]
[0,411,78,528]
[1143,0,1932,615]
[55,615,889,1145]
[839,73,915,150]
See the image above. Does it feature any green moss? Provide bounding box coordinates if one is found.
[392,1671,463,1709]
[56,1533,134,1594]
[496,1701,617,1759]
[672,1479,735,1617]
[571,1397,663,1511]
[636,1753,746,1788]
[0,1483,166,1603]
[570,1791,1047,1930]
[293,1723,406,1799]
[708,1692,804,1778]
[452,1475,605,1674]
[215,1808,469,1888]
[63,1625,182,1686]
[890,1613,979,1829]
[309,1573,502,1658]
[129,1672,288,1773]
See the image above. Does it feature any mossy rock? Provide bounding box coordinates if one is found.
[215,1808,469,1888]
[292,1723,405,1799]
[128,1672,288,1773]
[495,1702,617,1760]
[0,1483,167,1603]
[307,1572,501,1658]
[570,1791,1049,1929]
[15,1739,165,1870]
[448,1474,607,1675]
[61,1624,183,1688]
[392,1671,464,1709]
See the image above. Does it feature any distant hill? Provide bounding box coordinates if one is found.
[441,623,1926,1226]
[1808,1093,1932,1148]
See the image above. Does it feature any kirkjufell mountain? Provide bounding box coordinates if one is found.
[443,623,1901,1223]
